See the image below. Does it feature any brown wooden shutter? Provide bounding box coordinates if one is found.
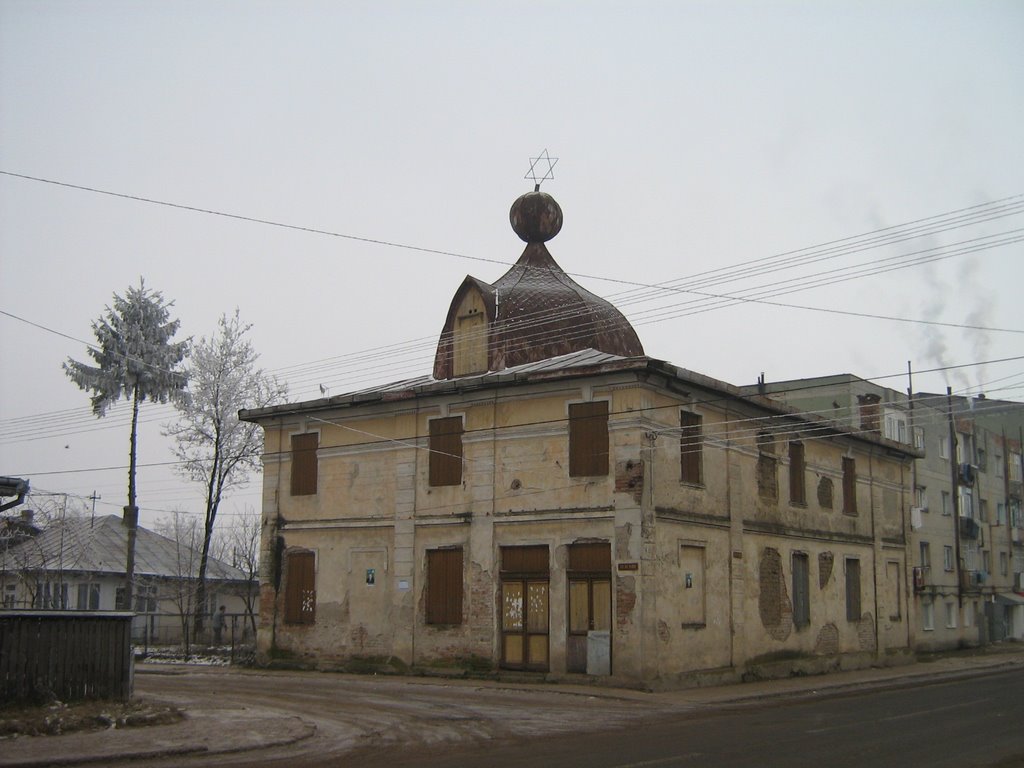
[427,548,463,624]
[845,558,861,621]
[290,433,319,496]
[569,401,609,477]
[284,550,316,625]
[842,456,857,515]
[501,545,549,575]
[680,411,703,484]
[429,417,464,487]
[789,441,806,504]
[568,542,611,573]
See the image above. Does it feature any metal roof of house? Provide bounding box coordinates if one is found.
[0,514,249,582]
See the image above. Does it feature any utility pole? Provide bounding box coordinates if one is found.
[89,491,100,528]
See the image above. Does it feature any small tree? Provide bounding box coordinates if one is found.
[164,310,286,637]
[154,511,202,654]
[64,279,189,608]
[225,506,261,636]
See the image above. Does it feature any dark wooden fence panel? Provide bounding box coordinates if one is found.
[1,611,133,703]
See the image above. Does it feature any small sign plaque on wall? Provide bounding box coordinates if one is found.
[617,562,639,571]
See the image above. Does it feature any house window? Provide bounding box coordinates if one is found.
[943,545,954,572]
[922,600,934,631]
[429,416,464,487]
[757,432,777,501]
[941,491,951,516]
[788,442,806,505]
[939,437,949,460]
[134,585,158,613]
[426,548,464,625]
[284,550,316,625]
[569,401,609,477]
[115,586,127,610]
[945,602,957,629]
[3,584,16,608]
[920,541,931,569]
[792,552,810,629]
[679,411,703,485]
[842,457,857,516]
[845,558,861,621]
[290,432,319,496]
[1000,551,1009,576]
[76,582,100,610]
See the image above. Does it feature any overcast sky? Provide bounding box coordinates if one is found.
[1,1,1022,530]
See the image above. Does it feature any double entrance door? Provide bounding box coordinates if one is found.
[499,543,612,674]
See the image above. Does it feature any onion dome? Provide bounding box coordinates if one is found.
[433,189,644,380]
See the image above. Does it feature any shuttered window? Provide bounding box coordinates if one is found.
[842,456,857,515]
[426,548,463,625]
[792,553,810,629]
[845,557,861,621]
[569,401,609,477]
[429,417,464,487]
[290,433,319,496]
[680,411,703,484]
[284,550,316,625]
[789,441,806,505]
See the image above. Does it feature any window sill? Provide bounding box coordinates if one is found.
[789,501,807,509]
[680,622,706,630]
[679,481,705,489]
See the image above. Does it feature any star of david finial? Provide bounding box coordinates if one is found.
[525,149,559,191]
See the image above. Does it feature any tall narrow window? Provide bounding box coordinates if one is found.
[426,548,464,625]
[680,411,703,484]
[756,432,777,501]
[429,416,464,487]
[284,550,316,625]
[792,552,810,629]
[789,441,806,505]
[842,457,857,516]
[569,401,609,477]
[845,557,861,621]
[290,432,319,496]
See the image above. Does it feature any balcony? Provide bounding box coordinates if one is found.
[958,516,980,540]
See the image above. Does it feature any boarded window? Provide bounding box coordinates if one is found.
[842,457,857,515]
[454,311,488,376]
[680,411,703,484]
[569,401,609,477]
[429,417,464,487]
[568,542,612,572]
[789,441,806,505]
[501,545,549,574]
[284,550,316,625]
[290,433,319,496]
[757,454,778,501]
[792,553,810,629]
[426,548,463,625]
[845,557,861,621]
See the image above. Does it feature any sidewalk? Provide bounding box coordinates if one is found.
[3,644,1022,768]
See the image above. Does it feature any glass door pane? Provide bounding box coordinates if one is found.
[592,580,611,631]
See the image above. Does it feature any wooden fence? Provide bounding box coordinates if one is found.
[1,611,133,703]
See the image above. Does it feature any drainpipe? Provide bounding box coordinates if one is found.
[948,388,962,609]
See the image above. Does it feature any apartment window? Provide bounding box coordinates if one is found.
[884,415,907,443]
[845,558,861,621]
[1012,499,1023,528]
[789,441,806,505]
[983,549,992,575]
[429,416,464,487]
[915,486,928,510]
[920,541,931,570]
[1000,551,1009,576]
[943,545,954,572]
[290,432,319,496]
[1010,452,1022,483]
[679,411,703,485]
[76,582,101,610]
[842,457,857,516]
[977,448,987,472]
[284,550,316,625]
[941,491,951,516]
[426,548,464,625]
[569,401,609,477]
[997,502,1006,525]
[995,455,1004,478]
[979,499,988,523]
[757,432,778,501]
[959,487,974,519]
[792,552,810,629]
[945,602,957,629]
[912,426,925,450]
[922,601,934,631]
[134,585,157,613]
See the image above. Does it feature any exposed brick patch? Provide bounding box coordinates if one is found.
[615,459,644,504]
[817,477,834,509]
[814,622,839,654]
[758,547,792,641]
[818,551,834,589]
[616,576,636,630]
[657,619,670,644]
[857,613,876,652]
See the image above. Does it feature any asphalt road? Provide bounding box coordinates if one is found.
[135,666,1024,768]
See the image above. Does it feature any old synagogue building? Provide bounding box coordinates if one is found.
[241,186,922,688]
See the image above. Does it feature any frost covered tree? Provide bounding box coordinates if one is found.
[64,279,188,607]
[164,310,286,636]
